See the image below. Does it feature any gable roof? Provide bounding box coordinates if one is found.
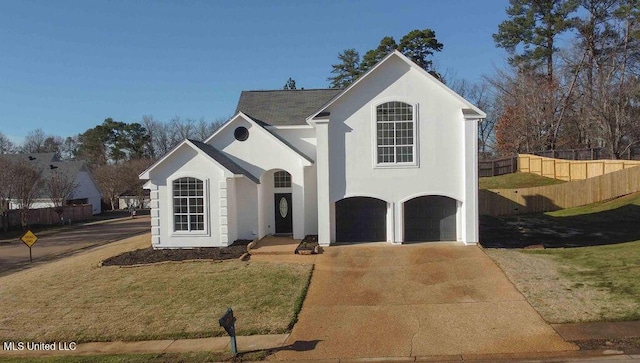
[204,112,314,165]
[188,139,260,183]
[308,50,486,122]
[139,139,260,184]
[236,89,342,126]
[0,153,94,198]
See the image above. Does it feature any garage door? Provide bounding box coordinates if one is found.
[404,196,457,242]
[336,197,386,242]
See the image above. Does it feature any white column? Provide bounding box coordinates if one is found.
[315,120,332,246]
[257,182,266,238]
[463,119,480,244]
[292,166,305,239]
[147,183,161,246]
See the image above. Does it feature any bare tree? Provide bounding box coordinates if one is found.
[11,161,44,230]
[194,117,226,142]
[570,0,640,158]
[42,168,78,223]
[451,79,498,158]
[170,116,195,142]
[0,157,16,231]
[92,159,153,210]
[0,132,16,154]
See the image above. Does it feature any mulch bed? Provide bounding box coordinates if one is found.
[295,235,320,254]
[102,240,251,266]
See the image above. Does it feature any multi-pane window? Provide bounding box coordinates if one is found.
[173,177,205,231]
[376,101,415,164]
[274,171,291,188]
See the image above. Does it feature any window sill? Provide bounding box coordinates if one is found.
[374,163,419,169]
[171,231,210,237]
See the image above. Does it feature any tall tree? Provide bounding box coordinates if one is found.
[574,0,640,157]
[328,29,443,88]
[328,48,361,88]
[283,77,297,90]
[398,29,444,71]
[360,36,398,72]
[76,118,150,164]
[76,120,113,165]
[493,0,579,81]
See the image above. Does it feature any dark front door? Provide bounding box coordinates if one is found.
[274,193,293,234]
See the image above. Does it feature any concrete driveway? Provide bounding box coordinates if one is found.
[0,216,150,277]
[272,242,576,360]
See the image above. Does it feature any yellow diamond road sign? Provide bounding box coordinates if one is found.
[21,230,38,247]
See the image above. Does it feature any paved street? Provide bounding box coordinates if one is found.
[0,216,150,277]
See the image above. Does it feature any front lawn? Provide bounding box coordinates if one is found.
[479,171,566,190]
[484,193,640,323]
[487,241,640,323]
[0,234,313,343]
[528,241,640,321]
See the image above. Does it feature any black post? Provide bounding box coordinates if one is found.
[219,308,238,356]
[29,246,32,263]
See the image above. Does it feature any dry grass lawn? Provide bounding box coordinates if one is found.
[0,234,312,343]
[486,244,640,323]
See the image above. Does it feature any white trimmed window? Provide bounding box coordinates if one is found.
[376,101,415,165]
[173,177,205,231]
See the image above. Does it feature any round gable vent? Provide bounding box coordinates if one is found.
[234,126,249,141]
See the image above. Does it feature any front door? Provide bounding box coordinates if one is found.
[274,193,293,234]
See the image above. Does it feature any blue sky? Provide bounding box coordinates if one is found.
[0,0,512,144]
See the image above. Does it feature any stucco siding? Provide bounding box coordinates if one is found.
[209,117,307,178]
[149,145,228,248]
[234,176,259,240]
[266,127,317,160]
[326,56,466,205]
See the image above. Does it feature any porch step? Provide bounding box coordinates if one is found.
[249,236,300,256]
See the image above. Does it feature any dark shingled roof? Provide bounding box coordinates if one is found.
[235,89,342,126]
[188,140,260,184]
[0,153,92,198]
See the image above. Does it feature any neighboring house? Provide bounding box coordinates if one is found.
[118,189,150,210]
[5,153,103,215]
[140,51,486,248]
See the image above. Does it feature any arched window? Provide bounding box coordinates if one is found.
[376,101,415,164]
[173,177,205,231]
[274,171,291,188]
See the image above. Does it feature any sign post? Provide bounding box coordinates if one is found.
[218,307,237,356]
[20,230,38,263]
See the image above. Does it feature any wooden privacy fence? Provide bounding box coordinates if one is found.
[2,205,93,229]
[519,153,640,181]
[534,146,640,161]
[479,165,640,216]
[478,156,518,177]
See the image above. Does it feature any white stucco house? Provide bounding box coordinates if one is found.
[140,51,485,248]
